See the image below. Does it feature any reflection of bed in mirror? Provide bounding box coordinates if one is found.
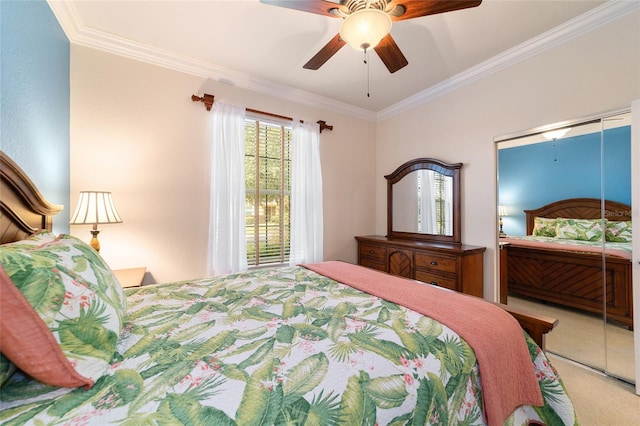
[501,198,633,329]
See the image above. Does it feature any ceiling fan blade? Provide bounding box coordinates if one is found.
[374,34,408,73]
[259,0,345,18]
[389,0,482,21]
[303,33,346,70]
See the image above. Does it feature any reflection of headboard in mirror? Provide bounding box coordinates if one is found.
[524,197,632,235]
[0,151,63,244]
[386,158,462,244]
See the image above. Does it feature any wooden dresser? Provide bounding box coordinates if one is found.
[355,235,486,298]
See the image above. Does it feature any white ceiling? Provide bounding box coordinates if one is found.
[49,0,634,121]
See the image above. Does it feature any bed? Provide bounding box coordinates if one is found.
[502,198,633,329]
[0,151,576,425]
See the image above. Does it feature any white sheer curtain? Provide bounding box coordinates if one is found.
[443,173,453,235]
[419,170,437,234]
[289,120,323,265]
[207,102,248,276]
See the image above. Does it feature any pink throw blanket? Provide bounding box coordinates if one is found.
[302,261,543,426]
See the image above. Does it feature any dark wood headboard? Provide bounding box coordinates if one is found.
[524,197,632,235]
[0,151,63,244]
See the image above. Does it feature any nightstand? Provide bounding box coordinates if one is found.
[113,267,147,288]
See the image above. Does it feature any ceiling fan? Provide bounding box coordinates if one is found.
[260,0,482,73]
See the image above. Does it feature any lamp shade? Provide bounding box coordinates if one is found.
[339,9,392,51]
[498,205,508,217]
[70,191,122,225]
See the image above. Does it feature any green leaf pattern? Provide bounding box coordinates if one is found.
[605,220,632,242]
[0,266,576,425]
[0,354,16,387]
[531,217,633,245]
[532,217,558,237]
[555,218,604,241]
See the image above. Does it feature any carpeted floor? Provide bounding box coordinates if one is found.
[508,296,635,382]
[549,354,640,425]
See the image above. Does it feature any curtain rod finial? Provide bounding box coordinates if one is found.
[192,93,214,111]
[317,120,333,133]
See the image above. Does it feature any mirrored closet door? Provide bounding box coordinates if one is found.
[496,110,635,384]
[602,113,634,382]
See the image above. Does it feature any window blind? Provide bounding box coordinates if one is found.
[245,118,292,266]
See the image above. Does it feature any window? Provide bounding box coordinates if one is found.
[432,172,451,235]
[244,117,292,266]
[417,171,451,235]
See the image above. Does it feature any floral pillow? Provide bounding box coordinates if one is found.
[0,234,126,388]
[531,217,557,237]
[555,218,605,241]
[605,221,632,243]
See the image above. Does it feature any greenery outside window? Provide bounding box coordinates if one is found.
[245,117,292,266]
[417,172,450,235]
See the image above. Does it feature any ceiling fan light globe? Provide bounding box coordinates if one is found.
[339,9,392,51]
[542,128,571,140]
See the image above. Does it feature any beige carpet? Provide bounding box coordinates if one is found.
[549,354,640,425]
[508,296,635,382]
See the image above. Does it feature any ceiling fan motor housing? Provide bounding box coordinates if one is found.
[331,0,405,19]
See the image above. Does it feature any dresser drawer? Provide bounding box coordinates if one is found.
[415,271,457,291]
[415,252,457,274]
[360,258,386,272]
[359,244,386,263]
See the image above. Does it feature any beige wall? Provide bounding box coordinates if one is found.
[71,11,639,293]
[376,12,640,299]
[70,46,376,283]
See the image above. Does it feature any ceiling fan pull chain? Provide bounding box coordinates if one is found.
[364,48,370,97]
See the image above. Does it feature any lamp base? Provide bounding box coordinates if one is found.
[89,229,101,252]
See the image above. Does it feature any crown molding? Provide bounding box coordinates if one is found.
[48,0,637,124]
[47,0,82,37]
[46,0,378,122]
[376,0,639,121]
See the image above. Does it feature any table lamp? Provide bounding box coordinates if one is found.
[498,205,508,237]
[70,191,122,252]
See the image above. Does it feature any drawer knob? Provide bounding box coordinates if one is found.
[369,250,375,254]
[430,260,438,266]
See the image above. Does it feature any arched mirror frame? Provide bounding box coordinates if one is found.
[386,158,462,244]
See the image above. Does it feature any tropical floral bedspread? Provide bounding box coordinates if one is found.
[0,266,576,425]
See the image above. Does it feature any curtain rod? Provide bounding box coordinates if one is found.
[191,93,333,133]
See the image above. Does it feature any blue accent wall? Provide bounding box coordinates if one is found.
[498,126,631,236]
[1,0,70,233]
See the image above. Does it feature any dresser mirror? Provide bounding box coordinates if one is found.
[386,158,462,243]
